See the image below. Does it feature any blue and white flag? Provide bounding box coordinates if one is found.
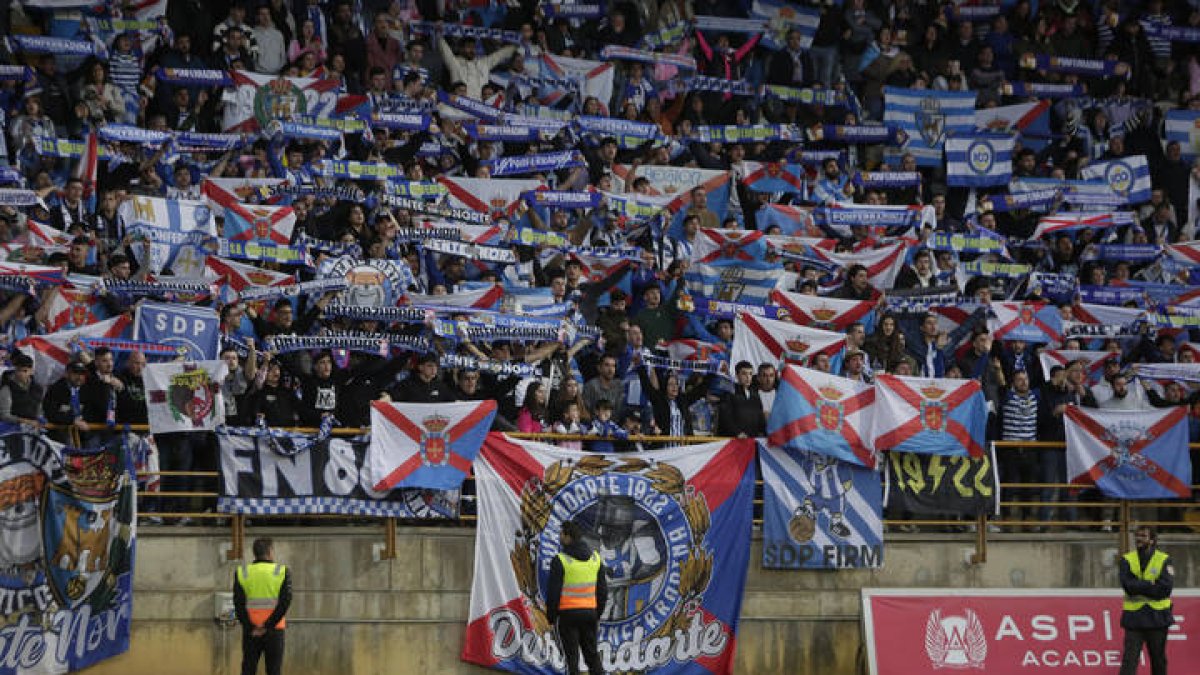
[118,196,216,277]
[1066,406,1192,500]
[1165,110,1200,159]
[761,444,883,569]
[946,134,1015,187]
[135,302,221,360]
[884,88,977,166]
[686,262,779,305]
[1080,155,1152,205]
[751,0,821,50]
[0,65,34,82]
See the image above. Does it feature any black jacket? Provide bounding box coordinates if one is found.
[546,539,608,623]
[718,385,766,437]
[638,368,709,436]
[246,385,301,427]
[116,370,149,425]
[1119,548,1174,630]
[390,373,456,403]
[44,378,108,425]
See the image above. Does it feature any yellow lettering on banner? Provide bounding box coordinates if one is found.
[952,456,974,498]
[975,454,993,497]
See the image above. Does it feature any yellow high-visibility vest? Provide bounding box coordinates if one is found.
[558,552,601,611]
[237,562,288,628]
[1123,550,1171,613]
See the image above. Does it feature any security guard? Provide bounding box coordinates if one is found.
[1119,525,1174,675]
[547,520,608,675]
[234,538,292,675]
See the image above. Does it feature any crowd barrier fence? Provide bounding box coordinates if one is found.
[56,424,1200,564]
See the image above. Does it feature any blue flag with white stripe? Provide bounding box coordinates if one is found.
[884,88,977,167]
[1080,155,1152,205]
[685,262,779,305]
[1165,110,1200,159]
[761,444,883,569]
[750,0,821,50]
[946,134,1014,187]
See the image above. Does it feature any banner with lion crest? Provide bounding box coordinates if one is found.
[143,360,228,434]
[0,427,137,673]
[462,434,756,674]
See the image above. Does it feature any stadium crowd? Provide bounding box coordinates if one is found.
[0,0,1199,525]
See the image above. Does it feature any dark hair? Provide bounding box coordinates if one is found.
[94,347,113,359]
[561,520,582,541]
[12,353,33,369]
[735,360,753,373]
[252,537,273,559]
[1136,525,1157,543]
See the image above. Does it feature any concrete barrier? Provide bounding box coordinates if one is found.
[87,526,1195,675]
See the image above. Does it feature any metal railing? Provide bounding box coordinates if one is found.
[58,425,1200,564]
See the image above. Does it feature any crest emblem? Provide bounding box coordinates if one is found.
[1019,306,1035,324]
[420,414,450,466]
[925,608,988,669]
[921,400,947,432]
[167,365,218,427]
[783,339,810,364]
[811,307,837,329]
[70,297,90,328]
[1104,162,1133,196]
[918,96,946,147]
[817,398,844,431]
[254,77,305,129]
[967,140,994,175]
[251,209,273,240]
[766,162,783,178]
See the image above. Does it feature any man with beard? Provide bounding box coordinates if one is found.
[1118,525,1174,675]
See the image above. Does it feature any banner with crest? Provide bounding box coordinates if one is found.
[0,428,136,673]
[223,71,341,132]
[142,361,228,434]
[462,434,756,674]
[217,433,459,518]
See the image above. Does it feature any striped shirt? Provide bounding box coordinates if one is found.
[109,51,141,95]
[1141,14,1173,59]
[1000,390,1039,441]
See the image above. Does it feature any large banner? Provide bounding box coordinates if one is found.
[0,429,137,673]
[463,434,757,674]
[218,434,459,518]
[761,445,882,570]
[863,589,1200,675]
[884,448,998,516]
